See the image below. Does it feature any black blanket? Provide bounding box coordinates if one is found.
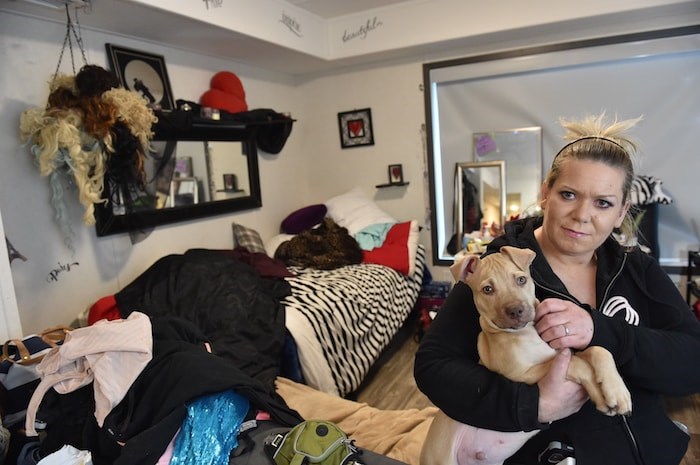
[115,248,292,388]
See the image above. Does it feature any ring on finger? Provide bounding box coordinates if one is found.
[563,324,570,336]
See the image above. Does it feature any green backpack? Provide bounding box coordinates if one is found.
[265,420,362,465]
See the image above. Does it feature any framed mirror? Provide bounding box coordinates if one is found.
[424,27,700,267]
[94,122,261,236]
[454,161,506,254]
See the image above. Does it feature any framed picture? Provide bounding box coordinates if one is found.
[174,157,193,177]
[388,164,404,184]
[105,43,175,110]
[338,108,374,148]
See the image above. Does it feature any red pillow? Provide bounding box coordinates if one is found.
[88,295,121,325]
[362,221,417,275]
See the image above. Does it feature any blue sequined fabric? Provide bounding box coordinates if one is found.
[169,389,250,465]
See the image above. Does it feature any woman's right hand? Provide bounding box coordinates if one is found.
[537,348,589,423]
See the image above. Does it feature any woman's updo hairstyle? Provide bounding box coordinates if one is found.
[545,113,643,240]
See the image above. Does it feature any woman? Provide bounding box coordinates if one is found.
[414,114,700,465]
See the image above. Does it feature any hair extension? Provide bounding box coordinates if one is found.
[48,169,75,252]
[103,87,157,151]
[75,64,120,97]
[80,95,119,139]
[20,65,156,241]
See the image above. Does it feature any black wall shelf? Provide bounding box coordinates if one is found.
[376,182,409,188]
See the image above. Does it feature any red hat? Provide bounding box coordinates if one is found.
[199,71,247,114]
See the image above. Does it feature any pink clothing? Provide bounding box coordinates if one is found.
[25,312,153,436]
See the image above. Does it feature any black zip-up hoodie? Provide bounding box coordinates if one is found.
[415,217,700,465]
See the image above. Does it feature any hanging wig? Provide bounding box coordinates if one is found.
[19,64,156,247]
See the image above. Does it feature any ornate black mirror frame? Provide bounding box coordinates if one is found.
[94,120,261,236]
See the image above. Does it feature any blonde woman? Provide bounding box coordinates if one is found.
[415,114,700,465]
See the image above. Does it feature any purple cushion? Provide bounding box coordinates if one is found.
[281,204,327,234]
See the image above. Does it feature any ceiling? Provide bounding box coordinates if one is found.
[2,0,698,76]
[287,0,414,19]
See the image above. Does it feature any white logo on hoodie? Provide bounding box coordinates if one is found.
[600,296,640,326]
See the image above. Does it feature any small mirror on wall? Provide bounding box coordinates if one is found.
[472,127,542,220]
[453,160,506,254]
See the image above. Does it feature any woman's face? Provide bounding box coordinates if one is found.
[539,159,630,258]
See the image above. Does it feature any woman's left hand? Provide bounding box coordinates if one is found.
[535,298,594,350]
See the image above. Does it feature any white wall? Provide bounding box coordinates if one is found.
[0,11,315,333]
[2,4,696,335]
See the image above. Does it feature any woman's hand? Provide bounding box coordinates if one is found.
[537,349,589,423]
[535,298,594,350]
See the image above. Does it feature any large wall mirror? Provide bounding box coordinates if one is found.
[94,122,261,236]
[424,27,700,267]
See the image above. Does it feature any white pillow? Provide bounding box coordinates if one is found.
[325,187,396,236]
[265,233,295,257]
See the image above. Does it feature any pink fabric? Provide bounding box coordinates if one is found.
[25,312,153,435]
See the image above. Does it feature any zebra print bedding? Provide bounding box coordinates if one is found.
[283,245,426,397]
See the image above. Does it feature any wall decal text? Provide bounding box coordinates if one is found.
[47,261,79,283]
[281,11,302,37]
[342,17,383,42]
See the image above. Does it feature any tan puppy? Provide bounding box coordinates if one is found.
[420,246,631,465]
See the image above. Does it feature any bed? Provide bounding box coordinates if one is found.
[85,187,427,399]
[282,243,425,396]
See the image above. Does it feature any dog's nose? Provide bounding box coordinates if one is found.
[506,305,525,321]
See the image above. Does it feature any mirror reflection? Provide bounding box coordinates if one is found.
[437,127,542,262]
[453,161,506,254]
[472,127,542,220]
[95,126,261,237]
[119,140,252,212]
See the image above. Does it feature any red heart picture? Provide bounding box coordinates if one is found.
[347,119,364,138]
[392,166,401,179]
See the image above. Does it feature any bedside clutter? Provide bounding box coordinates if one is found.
[414,279,451,341]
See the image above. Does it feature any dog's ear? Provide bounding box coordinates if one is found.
[500,246,536,271]
[450,254,480,282]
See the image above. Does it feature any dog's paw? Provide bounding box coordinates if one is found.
[598,379,632,416]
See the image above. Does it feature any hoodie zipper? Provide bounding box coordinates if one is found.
[622,415,645,465]
[599,253,627,305]
[536,252,644,464]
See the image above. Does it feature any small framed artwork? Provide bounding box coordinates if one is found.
[105,43,175,110]
[388,164,404,184]
[174,157,193,177]
[338,108,374,149]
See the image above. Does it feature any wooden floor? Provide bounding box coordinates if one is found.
[356,334,700,465]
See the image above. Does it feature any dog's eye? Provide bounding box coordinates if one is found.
[482,285,494,295]
[516,275,527,286]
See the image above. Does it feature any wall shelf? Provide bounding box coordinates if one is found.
[376,182,409,188]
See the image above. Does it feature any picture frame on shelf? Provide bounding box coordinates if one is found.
[338,108,374,148]
[105,43,175,111]
[388,164,404,184]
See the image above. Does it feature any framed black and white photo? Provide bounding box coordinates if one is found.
[105,43,175,110]
[338,108,374,148]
